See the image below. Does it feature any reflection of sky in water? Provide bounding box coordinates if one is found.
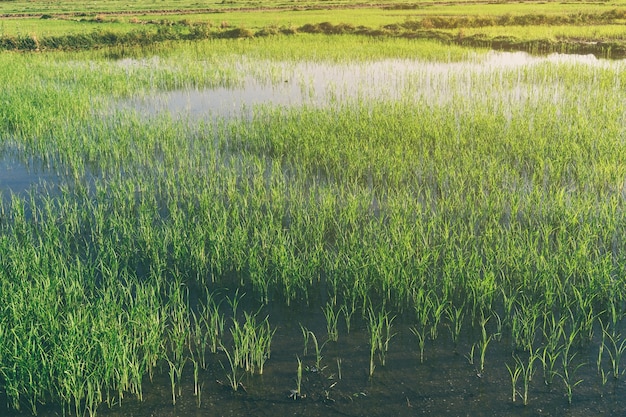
[0,149,61,200]
[122,51,624,122]
[3,51,624,195]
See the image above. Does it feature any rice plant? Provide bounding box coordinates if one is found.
[506,361,522,403]
[219,344,244,392]
[230,311,275,375]
[291,356,304,400]
[445,303,465,351]
[301,328,324,371]
[410,326,427,364]
[603,329,626,379]
[323,302,341,342]
[367,307,395,376]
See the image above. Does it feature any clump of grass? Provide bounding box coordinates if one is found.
[230,311,275,375]
[367,307,395,376]
[323,302,342,342]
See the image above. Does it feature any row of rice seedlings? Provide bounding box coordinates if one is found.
[0,174,620,408]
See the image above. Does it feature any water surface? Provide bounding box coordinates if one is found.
[122,51,624,122]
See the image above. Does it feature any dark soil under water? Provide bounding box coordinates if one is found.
[3,297,625,417]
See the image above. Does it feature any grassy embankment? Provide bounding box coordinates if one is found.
[3,0,626,56]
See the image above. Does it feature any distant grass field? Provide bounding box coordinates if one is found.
[2,0,626,56]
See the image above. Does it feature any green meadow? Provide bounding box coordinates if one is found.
[2,1,626,416]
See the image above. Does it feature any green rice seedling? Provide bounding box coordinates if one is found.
[300,324,310,356]
[542,312,566,354]
[367,307,395,376]
[540,344,562,386]
[557,326,585,404]
[305,329,324,371]
[382,312,395,356]
[166,358,179,405]
[367,308,383,376]
[445,303,465,350]
[492,311,503,342]
[500,287,519,329]
[478,336,492,374]
[167,284,190,373]
[227,289,245,321]
[197,382,204,408]
[600,367,610,386]
[557,353,585,405]
[410,326,427,363]
[323,302,342,342]
[202,292,226,356]
[413,289,432,335]
[567,287,597,346]
[597,324,606,375]
[607,297,624,330]
[603,328,626,379]
[429,295,447,341]
[517,352,539,405]
[230,311,275,375]
[336,358,342,380]
[477,313,492,373]
[190,310,203,364]
[219,344,243,392]
[511,299,540,353]
[466,344,476,367]
[342,299,356,334]
[562,326,580,370]
[506,360,522,403]
[368,330,379,378]
[292,356,303,399]
[191,356,200,397]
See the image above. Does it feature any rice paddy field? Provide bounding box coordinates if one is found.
[2,1,626,416]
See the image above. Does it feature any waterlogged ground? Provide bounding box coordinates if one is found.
[3,50,626,417]
[0,147,61,203]
[1,50,621,196]
[5,298,625,417]
[119,51,622,123]
[6,300,625,417]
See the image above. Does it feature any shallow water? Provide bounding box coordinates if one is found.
[5,298,624,417]
[121,51,625,122]
[0,148,60,201]
[3,50,621,196]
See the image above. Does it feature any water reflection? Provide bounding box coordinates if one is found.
[122,51,624,122]
[0,149,60,199]
[3,50,623,196]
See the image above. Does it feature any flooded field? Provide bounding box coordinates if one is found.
[120,51,623,122]
[2,42,626,417]
[5,294,625,417]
